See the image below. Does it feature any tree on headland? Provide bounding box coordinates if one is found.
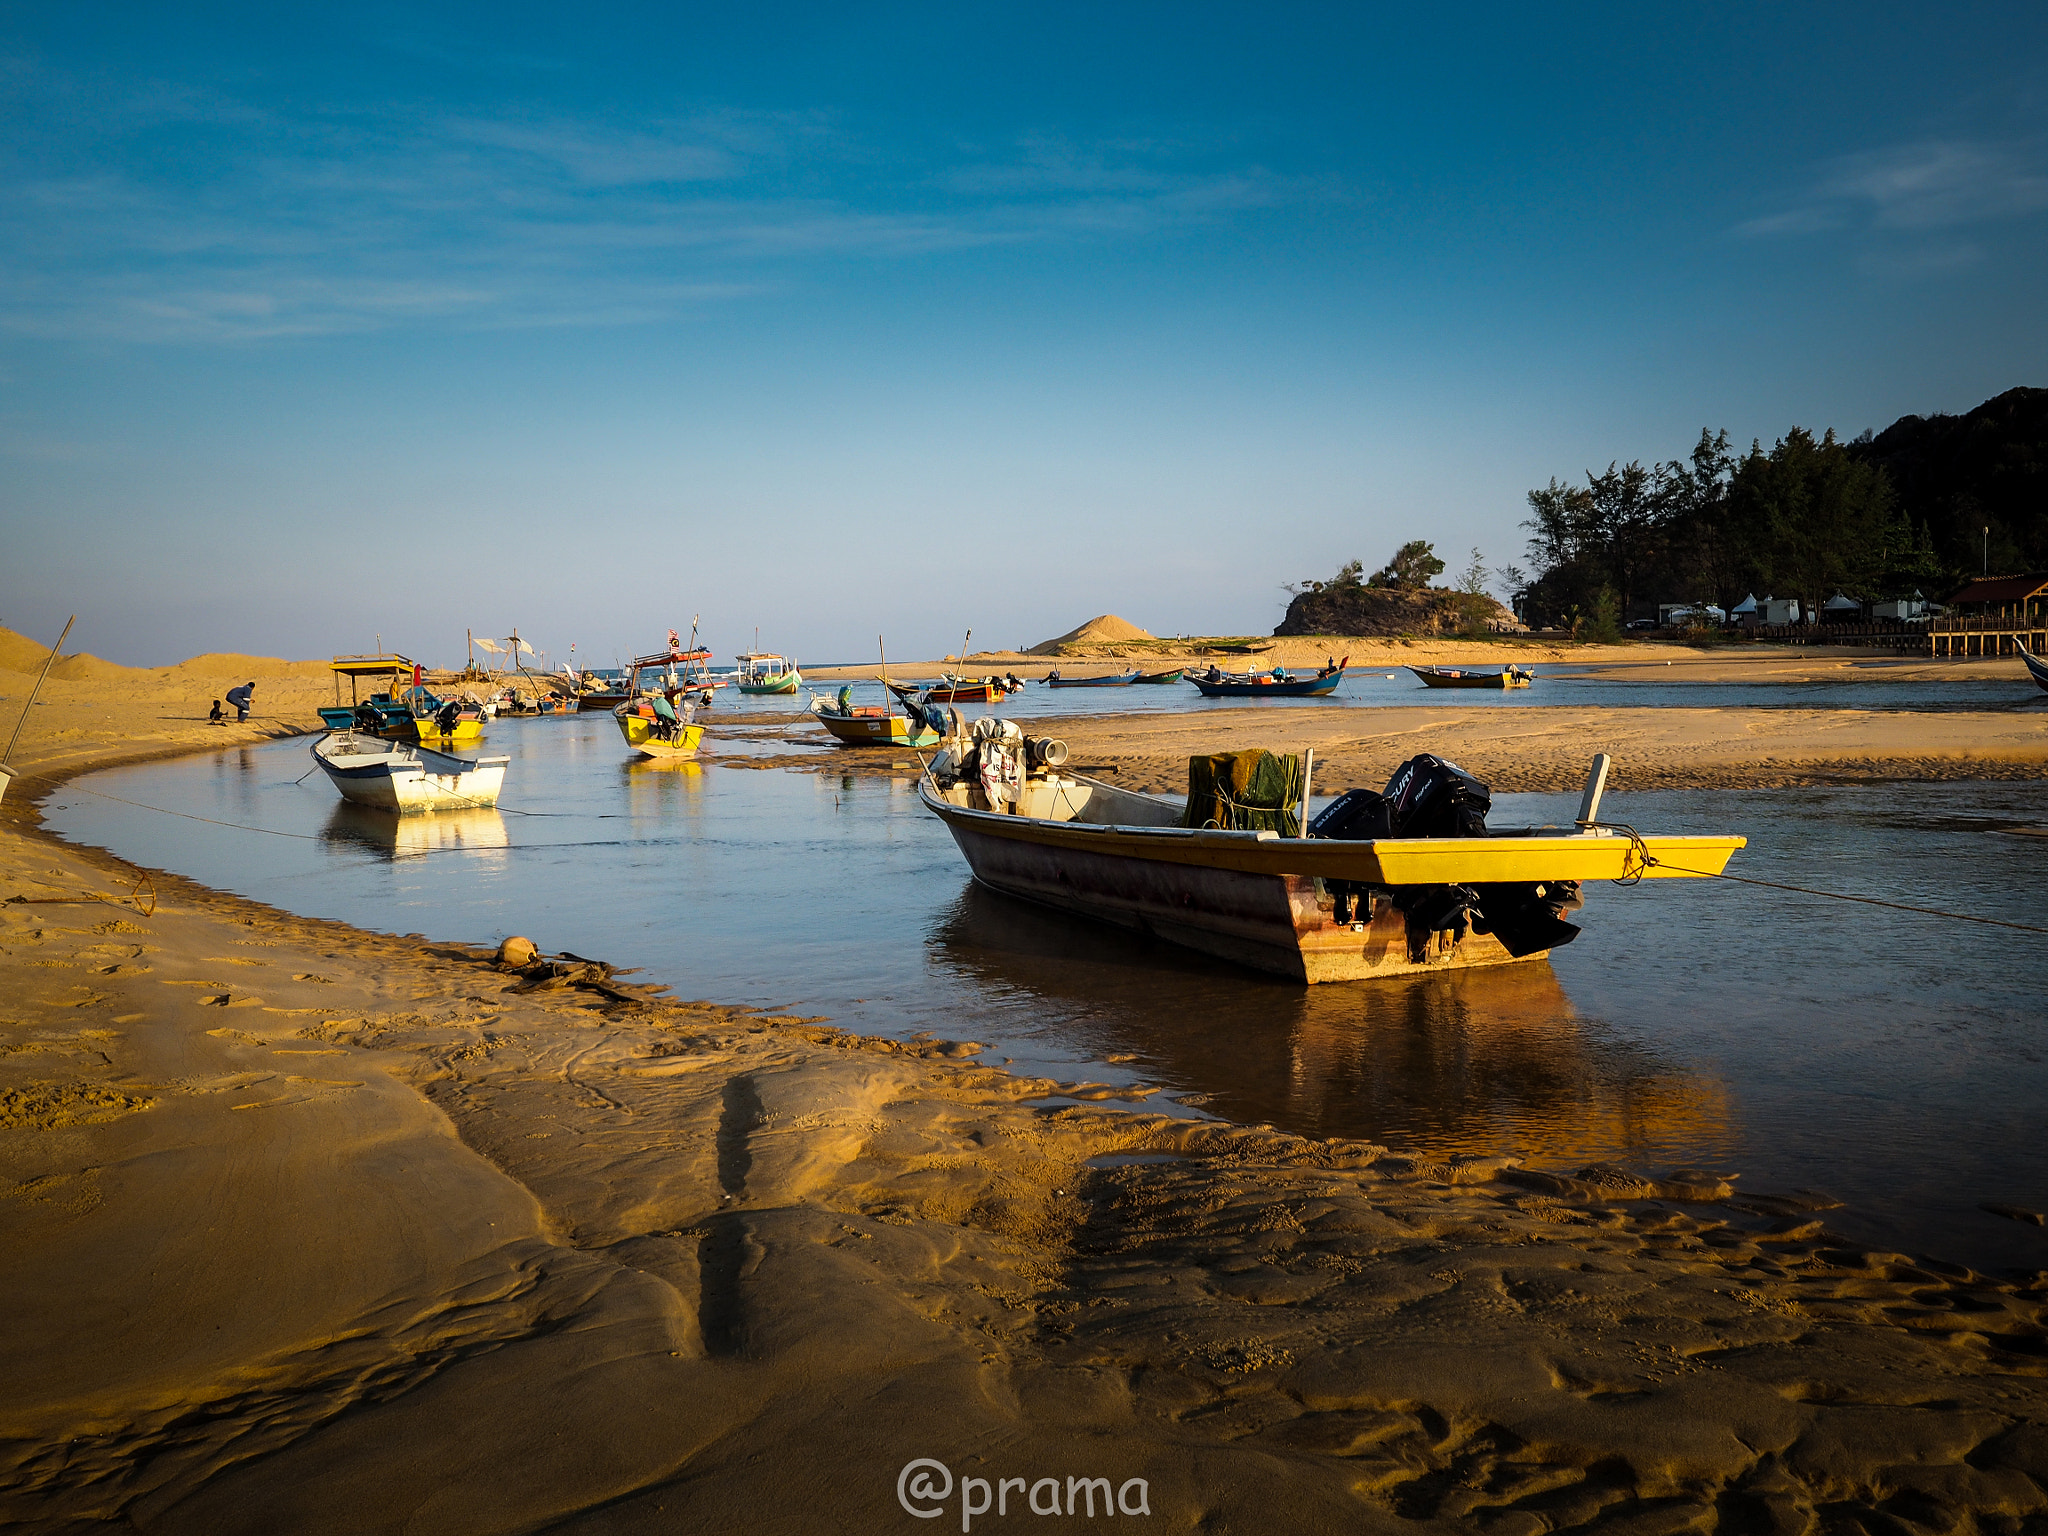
[1369,540,1445,589]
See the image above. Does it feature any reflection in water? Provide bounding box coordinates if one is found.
[927,883,1734,1170]
[320,804,511,862]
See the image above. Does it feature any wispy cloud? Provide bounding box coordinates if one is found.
[0,73,1331,344]
[1736,138,2048,238]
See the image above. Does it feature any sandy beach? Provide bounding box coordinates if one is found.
[4,638,2048,1530]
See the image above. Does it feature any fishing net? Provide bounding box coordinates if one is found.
[1181,750,1304,836]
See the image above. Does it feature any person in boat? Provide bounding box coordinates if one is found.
[207,699,224,725]
[226,681,255,722]
[1271,666,1292,682]
[1205,664,1223,682]
[1047,669,1061,685]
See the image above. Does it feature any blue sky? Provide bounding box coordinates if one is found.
[4,3,2046,667]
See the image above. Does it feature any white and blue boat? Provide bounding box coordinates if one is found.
[311,731,509,813]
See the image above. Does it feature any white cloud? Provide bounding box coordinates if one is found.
[1737,137,2048,239]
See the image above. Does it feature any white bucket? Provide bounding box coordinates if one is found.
[0,763,15,805]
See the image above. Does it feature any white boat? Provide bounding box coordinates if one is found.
[311,731,509,812]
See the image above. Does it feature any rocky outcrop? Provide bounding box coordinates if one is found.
[1274,585,1520,638]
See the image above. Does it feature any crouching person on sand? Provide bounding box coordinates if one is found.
[207,700,224,725]
[226,682,255,722]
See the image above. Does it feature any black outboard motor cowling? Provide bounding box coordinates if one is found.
[1309,787,1391,842]
[1381,754,1491,838]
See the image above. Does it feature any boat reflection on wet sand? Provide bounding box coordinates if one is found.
[927,881,1734,1172]
[319,803,510,861]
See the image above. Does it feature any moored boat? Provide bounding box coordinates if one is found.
[318,654,423,735]
[892,673,1022,704]
[1046,669,1140,688]
[2018,640,2048,695]
[1188,659,1347,698]
[1409,664,1534,690]
[611,641,711,758]
[1133,668,1185,684]
[917,729,1742,983]
[736,651,802,694]
[311,732,509,812]
[809,685,941,747]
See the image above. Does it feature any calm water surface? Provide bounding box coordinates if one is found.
[721,669,2045,720]
[43,716,2048,1273]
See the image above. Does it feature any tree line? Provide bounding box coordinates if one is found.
[1511,387,2046,632]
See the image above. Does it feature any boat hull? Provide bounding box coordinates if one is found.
[1409,667,1530,689]
[815,712,939,747]
[1048,673,1138,688]
[2020,641,2048,695]
[411,717,486,743]
[739,676,801,695]
[940,811,1533,982]
[312,735,508,812]
[1188,671,1344,698]
[615,708,703,758]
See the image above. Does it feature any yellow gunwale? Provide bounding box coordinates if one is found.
[920,781,1742,884]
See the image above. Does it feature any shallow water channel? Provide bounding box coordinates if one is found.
[43,715,2048,1273]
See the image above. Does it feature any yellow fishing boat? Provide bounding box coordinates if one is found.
[612,644,710,759]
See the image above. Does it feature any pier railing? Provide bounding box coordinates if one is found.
[1926,616,2048,658]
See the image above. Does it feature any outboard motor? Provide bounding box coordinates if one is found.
[1311,753,1579,956]
[1382,754,1491,838]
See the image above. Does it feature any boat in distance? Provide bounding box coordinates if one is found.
[1133,668,1185,684]
[311,732,509,813]
[917,730,1741,983]
[1409,664,1534,689]
[1046,669,1139,688]
[1188,659,1347,698]
[736,651,802,694]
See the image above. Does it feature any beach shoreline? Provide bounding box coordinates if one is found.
[4,657,2047,1529]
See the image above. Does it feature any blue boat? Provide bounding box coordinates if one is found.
[1045,670,1139,688]
[1188,659,1347,698]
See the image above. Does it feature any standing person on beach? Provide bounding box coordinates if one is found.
[226,682,255,722]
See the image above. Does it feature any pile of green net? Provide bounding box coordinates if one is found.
[1181,750,1304,836]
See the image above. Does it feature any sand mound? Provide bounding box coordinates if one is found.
[175,652,330,679]
[0,625,144,680]
[1028,614,1155,654]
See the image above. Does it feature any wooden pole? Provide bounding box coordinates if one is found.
[1299,747,1313,837]
[3,615,75,766]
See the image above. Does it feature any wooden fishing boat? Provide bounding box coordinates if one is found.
[918,737,1741,983]
[311,732,509,812]
[1047,670,1140,688]
[2019,640,2048,694]
[1188,660,1348,698]
[402,686,486,744]
[889,674,1021,705]
[1134,668,1185,684]
[809,688,940,747]
[1409,665,1533,690]
[318,654,423,735]
[611,642,712,758]
[736,652,802,694]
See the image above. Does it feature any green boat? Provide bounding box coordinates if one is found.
[736,652,801,695]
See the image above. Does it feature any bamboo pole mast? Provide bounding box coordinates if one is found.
[3,615,75,767]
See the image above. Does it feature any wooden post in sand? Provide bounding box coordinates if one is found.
[1,615,76,802]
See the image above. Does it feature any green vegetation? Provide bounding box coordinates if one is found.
[1514,387,2046,627]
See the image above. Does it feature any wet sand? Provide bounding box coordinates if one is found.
[4,648,2048,1528]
